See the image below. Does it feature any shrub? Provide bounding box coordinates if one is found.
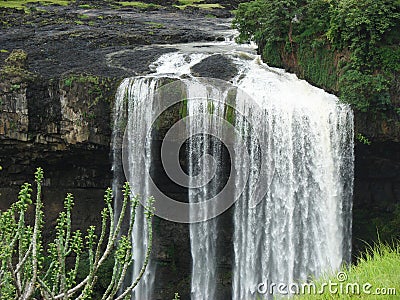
[0,168,154,300]
[233,0,400,114]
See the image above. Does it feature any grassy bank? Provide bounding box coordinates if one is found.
[295,243,400,299]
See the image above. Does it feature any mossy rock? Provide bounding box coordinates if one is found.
[0,49,35,81]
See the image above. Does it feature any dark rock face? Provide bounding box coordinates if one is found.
[0,141,111,240]
[354,110,400,143]
[191,54,238,81]
[353,142,400,256]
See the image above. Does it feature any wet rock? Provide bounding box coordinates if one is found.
[190,54,238,81]
[108,47,178,75]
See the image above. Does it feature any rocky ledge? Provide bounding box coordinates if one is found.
[0,3,243,298]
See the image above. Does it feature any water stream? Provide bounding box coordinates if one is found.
[111,31,353,299]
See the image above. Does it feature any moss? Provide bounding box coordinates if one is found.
[117,1,161,9]
[0,0,72,11]
[78,4,94,9]
[78,14,90,19]
[144,21,165,29]
[5,49,27,66]
[0,49,34,81]
[174,0,223,10]
[61,73,118,105]
[179,98,188,118]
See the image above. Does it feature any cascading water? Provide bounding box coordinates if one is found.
[112,77,158,300]
[232,63,353,299]
[111,34,353,299]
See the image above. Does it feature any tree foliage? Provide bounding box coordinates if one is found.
[0,168,154,300]
[233,0,400,113]
[233,0,299,45]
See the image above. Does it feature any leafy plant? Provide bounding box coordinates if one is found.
[339,70,391,112]
[0,167,155,299]
[356,133,372,145]
[233,0,400,114]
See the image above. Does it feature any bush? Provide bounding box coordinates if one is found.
[0,168,154,300]
[339,70,391,112]
[233,0,400,114]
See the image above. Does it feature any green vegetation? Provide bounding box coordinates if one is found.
[62,73,117,104]
[356,133,371,145]
[117,1,161,9]
[145,21,166,29]
[233,0,400,114]
[78,13,90,19]
[0,168,155,299]
[293,243,399,299]
[0,49,34,81]
[174,0,223,10]
[373,204,400,242]
[78,4,94,9]
[0,0,72,11]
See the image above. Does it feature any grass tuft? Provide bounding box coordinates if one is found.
[174,0,223,10]
[117,1,161,9]
[0,0,72,11]
[293,242,400,299]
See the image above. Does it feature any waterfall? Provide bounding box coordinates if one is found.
[232,62,354,298]
[112,77,158,300]
[111,39,353,299]
[186,81,230,300]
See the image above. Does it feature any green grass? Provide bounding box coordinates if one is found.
[174,0,223,10]
[0,0,72,11]
[117,1,161,9]
[78,4,94,9]
[78,13,90,19]
[195,3,223,9]
[292,243,400,299]
[178,0,203,5]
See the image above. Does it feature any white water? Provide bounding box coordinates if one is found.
[112,77,158,300]
[111,37,353,299]
[232,61,353,299]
